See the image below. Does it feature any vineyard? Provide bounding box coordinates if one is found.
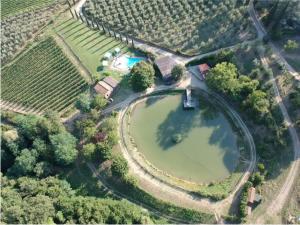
[84,0,257,55]
[1,37,88,113]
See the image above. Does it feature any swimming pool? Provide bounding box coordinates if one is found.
[112,55,146,71]
[127,56,144,68]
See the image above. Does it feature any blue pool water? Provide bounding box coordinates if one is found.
[127,57,145,68]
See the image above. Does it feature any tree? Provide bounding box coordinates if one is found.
[284,40,299,51]
[250,172,264,186]
[37,110,65,137]
[206,62,240,99]
[91,95,107,110]
[171,65,184,81]
[96,142,112,161]
[238,75,259,99]
[243,90,270,116]
[8,149,38,176]
[32,138,49,159]
[82,143,96,160]
[50,132,78,166]
[34,161,53,178]
[75,118,96,139]
[75,93,91,113]
[130,61,155,92]
[15,115,40,141]
[111,154,128,178]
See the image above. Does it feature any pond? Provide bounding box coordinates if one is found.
[129,94,240,183]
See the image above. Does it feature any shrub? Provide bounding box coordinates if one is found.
[171,65,184,81]
[82,143,96,160]
[284,40,299,51]
[111,154,129,178]
[130,61,155,92]
[257,163,265,174]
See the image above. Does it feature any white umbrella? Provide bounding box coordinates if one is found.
[104,52,112,59]
[102,60,108,66]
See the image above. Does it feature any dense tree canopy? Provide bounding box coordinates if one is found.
[1,175,152,224]
[130,61,155,92]
[243,90,270,116]
[50,132,78,166]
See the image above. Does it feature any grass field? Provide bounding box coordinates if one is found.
[85,0,256,55]
[1,37,88,113]
[1,0,58,19]
[54,19,131,80]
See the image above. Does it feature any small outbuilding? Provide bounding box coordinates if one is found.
[246,187,262,215]
[198,63,210,80]
[154,56,177,82]
[94,76,119,99]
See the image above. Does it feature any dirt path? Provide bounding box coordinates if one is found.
[249,1,300,221]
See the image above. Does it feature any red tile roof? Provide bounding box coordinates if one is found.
[198,63,210,74]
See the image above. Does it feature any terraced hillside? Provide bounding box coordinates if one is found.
[84,0,256,55]
[1,37,88,113]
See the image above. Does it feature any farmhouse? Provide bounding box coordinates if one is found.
[94,76,119,99]
[155,56,177,82]
[198,63,210,80]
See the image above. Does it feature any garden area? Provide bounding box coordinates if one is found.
[84,0,256,55]
[1,37,88,113]
[54,18,142,82]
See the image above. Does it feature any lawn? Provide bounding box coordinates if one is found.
[1,0,58,19]
[1,37,88,113]
[54,18,132,81]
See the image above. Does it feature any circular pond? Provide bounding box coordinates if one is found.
[128,93,240,183]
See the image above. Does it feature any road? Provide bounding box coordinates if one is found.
[249,0,300,222]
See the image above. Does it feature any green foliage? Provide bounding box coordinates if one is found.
[130,61,155,92]
[111,154,129,178]
[289,90,300,108]
[206,62,240,98]
[96,142,112,161]
[75,93,92,113]
[186,49,235,67]
[91,95,108,110]
[238,181,253,218]
[1,0,55,19]
[1,37,88,112]
[33,161,53,178]
[8,149,38,176]
[243,90,270,116]
[1,176,152,224]
[82,143,96,160]
[50,132,78,166]
[257,163,265,174]
[85,0,256,55]
[75,118,97,140]
[250,172,264,187]
[284,40,299,51]
[171,65,184,81]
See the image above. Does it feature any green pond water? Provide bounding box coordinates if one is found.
[129,94,240,183]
